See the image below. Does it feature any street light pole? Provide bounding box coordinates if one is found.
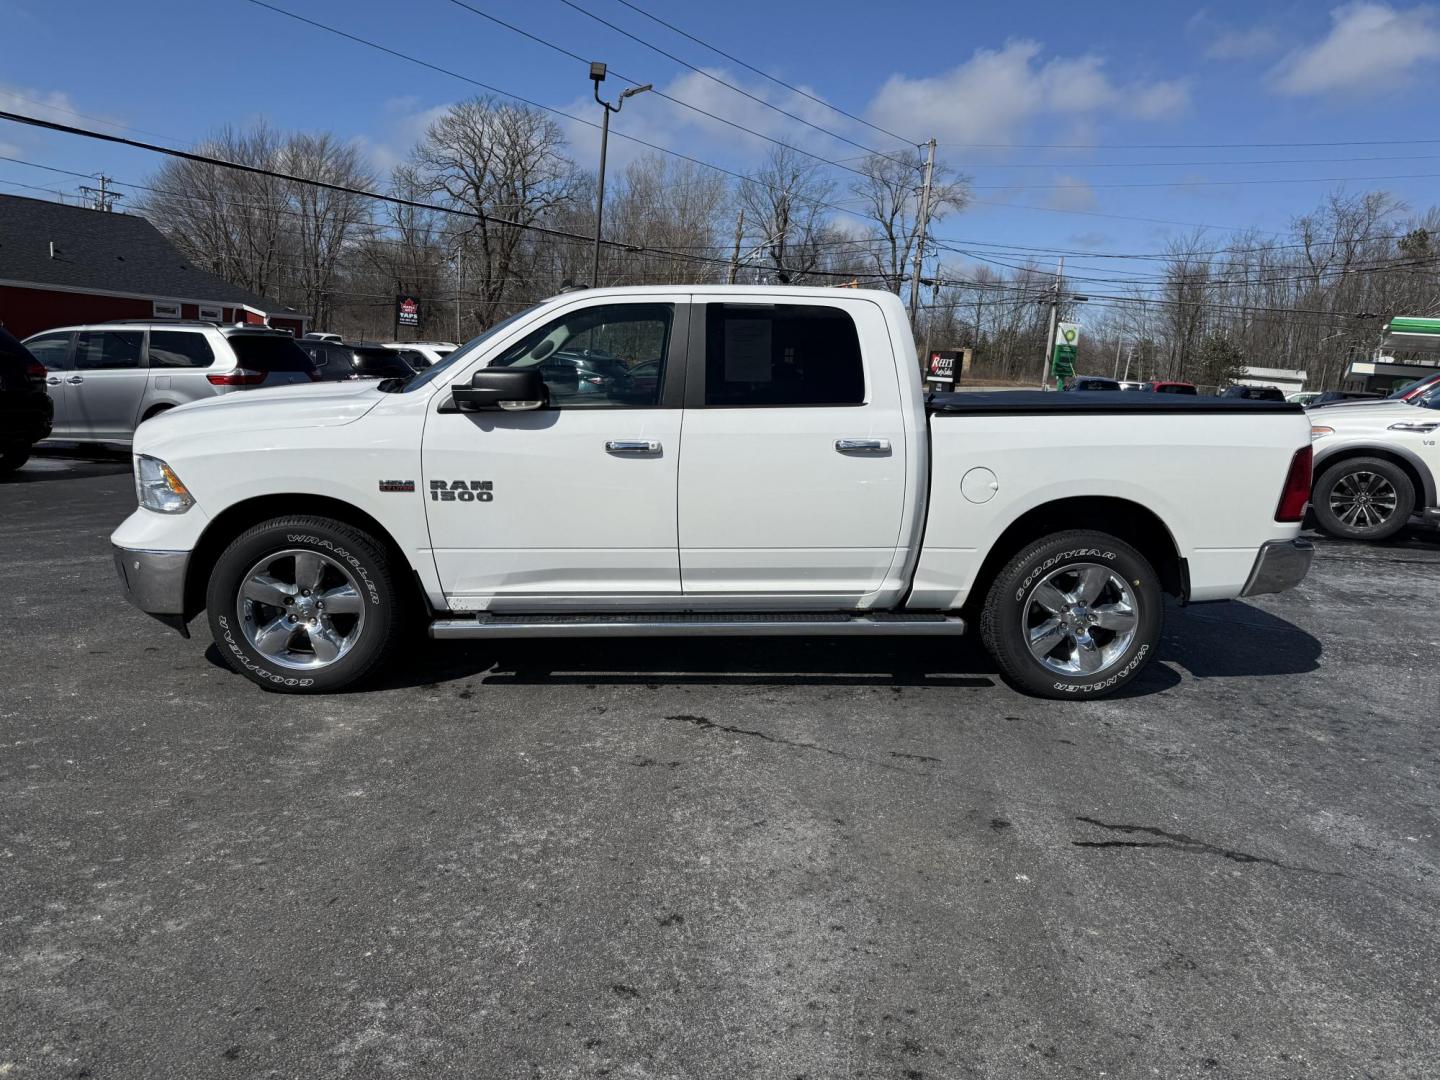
[589,62,651,289]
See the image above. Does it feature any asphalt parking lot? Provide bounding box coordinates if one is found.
[2,450,1438,1080]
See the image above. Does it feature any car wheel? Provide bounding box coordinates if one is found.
[1312,457,1414,541]
[0,445,31,476]
[205,515,402,693]
[980,530,1163,700]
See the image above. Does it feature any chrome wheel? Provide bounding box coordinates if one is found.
[238,549,366,670]
[1023,562,1139,677]
[1328,471,1398,529]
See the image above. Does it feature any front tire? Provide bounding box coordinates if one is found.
[1312,457,1414,541]
[980,530,1162,700]
[205,515,402,693]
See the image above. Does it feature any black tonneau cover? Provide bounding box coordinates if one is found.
[928,390,1302,416]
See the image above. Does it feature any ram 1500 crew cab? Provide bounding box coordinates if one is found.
[111,286,1314,698]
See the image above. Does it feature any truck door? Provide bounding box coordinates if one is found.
[422,297,687,606]
[676,297,910,604]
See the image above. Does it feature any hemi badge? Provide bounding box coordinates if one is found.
[378,479,415,493]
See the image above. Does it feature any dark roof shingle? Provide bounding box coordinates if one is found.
[0,194,299,314]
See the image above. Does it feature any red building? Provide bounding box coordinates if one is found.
[0,194,307,340]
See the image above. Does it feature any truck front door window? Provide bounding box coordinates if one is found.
[489,303,673,407]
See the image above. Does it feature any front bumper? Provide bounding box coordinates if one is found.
[113,545,191,637]
[1240,539,1314,598]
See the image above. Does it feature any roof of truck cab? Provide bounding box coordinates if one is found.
[541,284,902,302]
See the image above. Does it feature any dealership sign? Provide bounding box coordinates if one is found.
[395,294,421,328]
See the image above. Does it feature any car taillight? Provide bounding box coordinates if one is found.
[207,368,268,386]
[24,357,46,382]
[307,368,321,382]
[1275,445,1312,522]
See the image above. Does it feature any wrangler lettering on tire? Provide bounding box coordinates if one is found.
[205,515,402,694]
[980,529,1162,700]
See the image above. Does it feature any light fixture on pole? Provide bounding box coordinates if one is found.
[590,62,651,288]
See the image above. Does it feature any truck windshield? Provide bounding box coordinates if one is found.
[397,307,538,393]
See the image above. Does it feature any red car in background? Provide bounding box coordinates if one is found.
[1151,380,1198,395]
[1389,371,1440,402]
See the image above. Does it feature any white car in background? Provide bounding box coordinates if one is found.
[1308,389,1440,540]
[382,341,457,369]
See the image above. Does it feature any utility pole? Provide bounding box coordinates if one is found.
[908,138,936,322]
[1112,337,1123,379]
[727,208,744,285]
[79,174,120,212]
[1122,344,1135,382]
[1039,255,1064,389]
[455,242,464,343]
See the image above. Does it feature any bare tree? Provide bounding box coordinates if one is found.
[849,150,969,294]
[409,96,580,328]
[738,146,835,284]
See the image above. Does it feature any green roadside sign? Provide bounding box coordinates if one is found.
[1051,322,1079,384]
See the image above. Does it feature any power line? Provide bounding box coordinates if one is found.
[609,0,920,148]
[443,0,907,176]
[548,0,915,166]
[937,137,1440,151]
[968,171,1440,192]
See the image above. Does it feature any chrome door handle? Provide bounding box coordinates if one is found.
[835,438,891,454]
[46,376,61,385]
[605,439,661,456]
[66,375,84,384]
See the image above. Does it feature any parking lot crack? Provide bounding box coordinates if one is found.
[666,714,930,773]
[1072,816,1338,875]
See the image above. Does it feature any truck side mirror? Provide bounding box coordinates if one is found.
[450,367,548,412]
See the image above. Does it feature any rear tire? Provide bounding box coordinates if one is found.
[0,445,31,476]
[1312,457,1413,541]
[980,530,1162,700]
[205,515,402,693]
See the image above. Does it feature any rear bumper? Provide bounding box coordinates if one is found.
[113,545,191,637]
[0,399,53,445]
[1240,539,1313,598]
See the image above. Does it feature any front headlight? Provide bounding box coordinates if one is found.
[1310,425,1334,440]
[135,455,195,514]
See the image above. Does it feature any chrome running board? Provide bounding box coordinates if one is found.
[430,611,966,639]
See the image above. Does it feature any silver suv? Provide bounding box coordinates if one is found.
[22,321,316,445]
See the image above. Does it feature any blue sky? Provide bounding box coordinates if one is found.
[2,0,1438,264]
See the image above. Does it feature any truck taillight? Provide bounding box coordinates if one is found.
[207,368,268,386]
[1275,445,1312,522]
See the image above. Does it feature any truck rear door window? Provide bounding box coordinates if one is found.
[704,304,864,407]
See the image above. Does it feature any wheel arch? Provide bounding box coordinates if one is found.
[182,494,421,620]
[1313,444,1434,508]
[963,496,1186,615]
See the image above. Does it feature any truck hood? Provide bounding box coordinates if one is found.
[137,380,385,448]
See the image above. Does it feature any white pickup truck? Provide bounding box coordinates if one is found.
[112,286,1315,699]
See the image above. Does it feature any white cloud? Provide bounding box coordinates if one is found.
[1271,3,1440,95]
[1204,26,1284,60]
[865,40,1189,147]
[0,83,87,130]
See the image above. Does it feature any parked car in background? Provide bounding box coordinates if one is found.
[299,340,416,382]
[1308,389,1440,540]
[1220,384,1286,402]
[1118,380,1151,391]
[382,342,457,370]
[1287,391,1323,405]
[1152,381,1198,395]
[0,325,53,475]
[539,349,632,400]
[1387,371,1440,402]
[1064,375,1122,391]
[1309,389,1384,407]
[22,322,316,446]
